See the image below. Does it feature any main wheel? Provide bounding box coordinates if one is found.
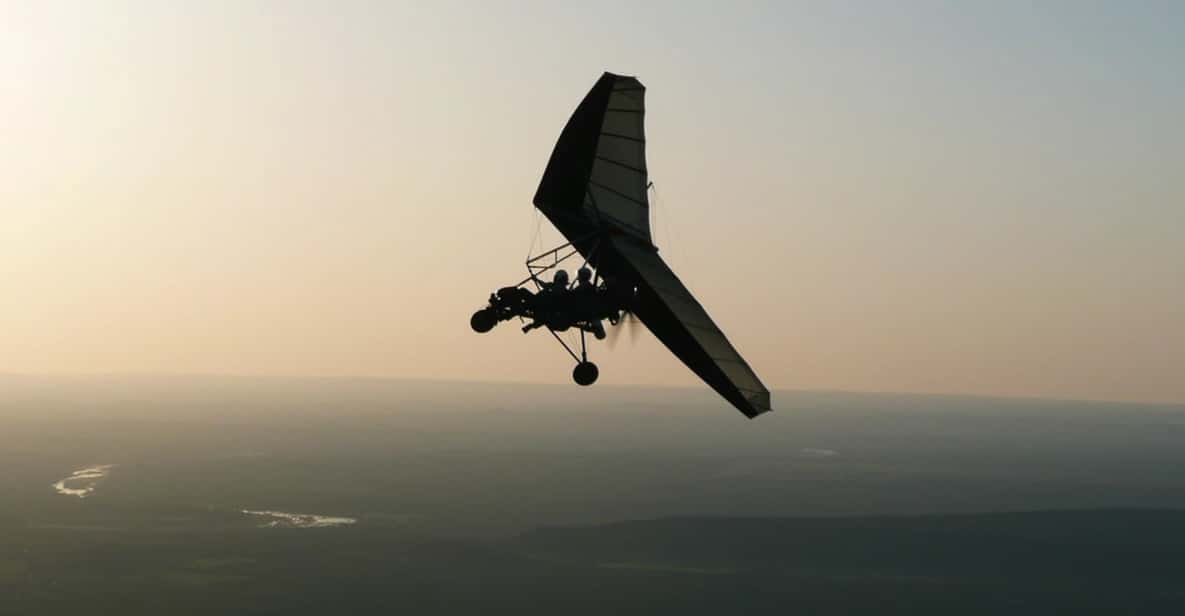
[470,309,496,333]
[572,361,599,386]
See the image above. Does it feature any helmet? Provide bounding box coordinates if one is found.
[552,269,569,287]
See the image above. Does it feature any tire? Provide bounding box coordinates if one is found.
[470,309,496,333]
[572,362,599,386]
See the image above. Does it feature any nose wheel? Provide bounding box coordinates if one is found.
[573,361,599,386]
[470,309,496,333]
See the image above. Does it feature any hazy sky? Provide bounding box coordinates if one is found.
[2,1,1182,403]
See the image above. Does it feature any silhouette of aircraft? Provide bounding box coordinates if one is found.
[471,72,770,418]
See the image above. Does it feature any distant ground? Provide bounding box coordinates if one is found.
[4,509,1184,614]
[2,376,1184,613]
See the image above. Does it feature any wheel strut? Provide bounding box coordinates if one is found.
[573,328,599,385]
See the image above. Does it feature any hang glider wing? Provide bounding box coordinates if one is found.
[533,72,772,418]
[611,237,772,418]
[534,72,651,245]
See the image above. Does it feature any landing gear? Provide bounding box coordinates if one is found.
[573,361,599,386]
[470,309,496,333]
[553,328,600,386]
[571,328,599,385]
[473,232,620,387]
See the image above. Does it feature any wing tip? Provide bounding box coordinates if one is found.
[742,405,773,420]
[737,392,772,419]
[603,71,644,88]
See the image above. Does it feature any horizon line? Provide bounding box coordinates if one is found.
[1,370,1183,410]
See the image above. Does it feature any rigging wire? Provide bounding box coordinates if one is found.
[648,181,658,245]
[650,179,696,297]
[526,208,543,261]
[650,180,680,268]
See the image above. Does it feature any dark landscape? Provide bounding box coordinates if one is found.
[2,376,1185,614]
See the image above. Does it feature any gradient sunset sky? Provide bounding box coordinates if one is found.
[3,1,1182,403]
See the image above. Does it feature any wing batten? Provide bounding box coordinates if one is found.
[600,132,644,143]
[587,179,648,206]
[594,156,646,174]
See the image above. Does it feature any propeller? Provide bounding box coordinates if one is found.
[606,310,642,349]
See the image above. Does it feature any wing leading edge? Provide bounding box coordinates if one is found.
[610,237,772,418]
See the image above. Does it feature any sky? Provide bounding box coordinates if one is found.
[2,1,1182,404]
